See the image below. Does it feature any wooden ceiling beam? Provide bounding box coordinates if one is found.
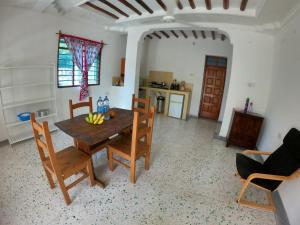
[201,30,206,39]
[85,2,119,19]
[192,30,198,39]
[160,31,170,38]
[177,0,183,10]
[240,0,248,11]
[155,0,167,11]
[205,0,212,10]
[180,30,188,39]
[152,32,162,39]
[221,34,226,41]
[118,0,142,15]
[97,0,129,17]
[135,0,153,14]
[188,0,196,9]
[211,31,216,40]
[171,30,179,38]
[223,0,229,10]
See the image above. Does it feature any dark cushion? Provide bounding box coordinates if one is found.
[263,144,300,177]
[283,128,300,161]
[236,153,281,191]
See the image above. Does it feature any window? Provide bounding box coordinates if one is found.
[206,56,227,68]
[57,37,101,88]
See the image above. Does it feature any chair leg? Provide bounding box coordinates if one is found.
[57,176,71,205]
[108,149,114,171]
[145,152,150,170]
[130,160,136,184]
[44,167,55,189]
[237,181,276,212]
[237,180,250,203]
[106,148,109,161]
[73,138,78,148]
[87,159,95,187]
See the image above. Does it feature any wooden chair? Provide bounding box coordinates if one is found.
[108,106,155,183]
[132,94,151,114]
[235,128,300,212]
[30,113,95,205]
[69,97,108,157]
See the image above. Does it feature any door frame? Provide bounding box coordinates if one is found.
[198,55,228,120]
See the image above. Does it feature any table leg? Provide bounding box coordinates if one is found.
[90,158,105,188]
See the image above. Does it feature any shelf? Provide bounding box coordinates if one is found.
[0,65,57,145]
[9,124,57,144]
[3,97,56,109]
[6,113,57,128]
[0,65,55,70]
[0,82,53,90]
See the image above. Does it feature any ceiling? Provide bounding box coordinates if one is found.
[1,0,300,31]
[145,29,229,42]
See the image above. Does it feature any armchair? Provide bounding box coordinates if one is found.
[236,128,300,211]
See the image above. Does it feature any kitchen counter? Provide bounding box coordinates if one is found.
[139,86,191,120]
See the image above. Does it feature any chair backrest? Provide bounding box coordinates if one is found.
[69,96,93,119]
[132,94,151,114]
[131,106,155,158]
[263,128,300,177]
[30,113,59,173]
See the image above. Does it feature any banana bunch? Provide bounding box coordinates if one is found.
[85,113,104,125]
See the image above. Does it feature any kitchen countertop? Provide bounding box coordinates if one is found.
[139,86,191,93]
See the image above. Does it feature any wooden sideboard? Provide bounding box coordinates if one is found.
[226,109,264,149]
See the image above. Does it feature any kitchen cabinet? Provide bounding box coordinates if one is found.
[139,86,191,120]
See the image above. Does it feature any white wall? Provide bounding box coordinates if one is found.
[258,11,300,225]
[140,38,233,120]
[219,30,274,137]
[122,24,275,138]
[0,6,127,141]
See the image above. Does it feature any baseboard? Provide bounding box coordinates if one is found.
[255,155,290,225]
[0,139,9,147]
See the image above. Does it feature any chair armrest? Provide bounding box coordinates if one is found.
[248,173,289,182]
[247,169,300,183]
[242,150,273,156]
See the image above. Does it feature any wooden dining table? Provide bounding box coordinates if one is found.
[55,108,133,187]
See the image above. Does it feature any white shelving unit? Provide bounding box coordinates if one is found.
[0,65,57,144]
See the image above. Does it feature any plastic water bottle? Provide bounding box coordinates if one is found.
[103,96,110,120]
[97,97,103,114]
[103,96,110,113]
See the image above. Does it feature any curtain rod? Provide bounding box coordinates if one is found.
[56,32,108,45]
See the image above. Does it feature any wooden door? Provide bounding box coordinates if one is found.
[199,65,226,120]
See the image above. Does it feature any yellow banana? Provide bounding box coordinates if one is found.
[93,114,97,122]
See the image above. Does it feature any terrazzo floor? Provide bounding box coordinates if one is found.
[0,115,276,225]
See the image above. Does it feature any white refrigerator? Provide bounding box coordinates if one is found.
[168,94,184,119]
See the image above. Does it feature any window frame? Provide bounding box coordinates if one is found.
[56,37,102,88]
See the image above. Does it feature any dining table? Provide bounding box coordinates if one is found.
[55,108,133,187]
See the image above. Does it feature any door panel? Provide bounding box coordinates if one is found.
[199,65,226,120]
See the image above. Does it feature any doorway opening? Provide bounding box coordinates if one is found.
[199,56,227,120]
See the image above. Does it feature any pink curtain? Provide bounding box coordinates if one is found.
[63,35,103,100]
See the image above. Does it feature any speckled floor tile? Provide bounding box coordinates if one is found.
[0,115,276,225]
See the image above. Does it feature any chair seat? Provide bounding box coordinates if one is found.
[236,153,281,191]
[108,134,148,160]
[44,146,90,178]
